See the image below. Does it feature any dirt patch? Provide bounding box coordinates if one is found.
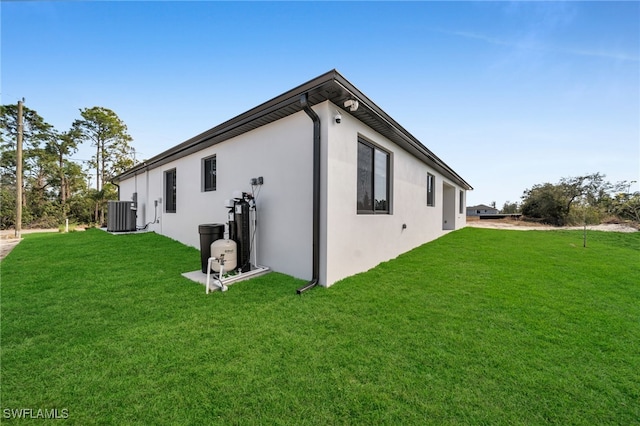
[466,218,638,233]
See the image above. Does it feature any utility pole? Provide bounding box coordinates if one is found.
[15,99,24,239]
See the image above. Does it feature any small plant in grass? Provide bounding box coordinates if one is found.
[567,203,603,226]
[57,223,77,233]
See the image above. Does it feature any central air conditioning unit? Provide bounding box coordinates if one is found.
[107,200,137,232]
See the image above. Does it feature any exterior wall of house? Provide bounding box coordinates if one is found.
[118,100,468,288]
[118,111,315,281]
[466,206,498,216]
[317,102,467,286]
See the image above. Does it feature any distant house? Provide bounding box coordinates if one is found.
[467,204,498,216]
[113,70,473,288]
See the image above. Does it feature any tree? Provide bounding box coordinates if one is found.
[23,141,58,226]
[521,182,568,225]
[72,107,134,224]
[0,104,56,228]
[0,103,136,229]
[611,192,640,222]
[0,104,55,185]
[500,201,519,214]
[0,184,16,230]
[558,173,614,213]
[46,129,81,215]
[72,107,134,190]
[520,173,627,226]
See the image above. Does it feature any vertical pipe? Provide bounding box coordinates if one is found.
[297,94,321,294]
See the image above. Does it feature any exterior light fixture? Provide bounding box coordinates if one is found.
[343,99,359,112]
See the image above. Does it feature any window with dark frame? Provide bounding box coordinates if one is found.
[357,138,390,214]
[203,155,216,192]
[165,168,176,213]
[427,173,435,207]
[459,190,464,214]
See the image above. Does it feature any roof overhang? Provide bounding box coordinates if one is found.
[114,69,473,190]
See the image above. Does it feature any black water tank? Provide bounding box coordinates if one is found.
[198,223,225,273]
[233,199,251,272]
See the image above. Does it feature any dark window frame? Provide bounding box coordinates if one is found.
[459,190,464,214]
[427,173,436,207]
[202,155,217,192]
[357,138,391,215]
[164,168,177,213]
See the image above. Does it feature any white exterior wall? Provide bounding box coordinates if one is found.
[118,100,467,288]
[119,112,314,281]
[318,101,466,286]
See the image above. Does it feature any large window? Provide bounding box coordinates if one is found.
[165,168,177,213]
[427,173,435,207]
[202,155,216,192]
[357,138,390,214]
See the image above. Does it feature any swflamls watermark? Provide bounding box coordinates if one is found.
[2,408,69,420]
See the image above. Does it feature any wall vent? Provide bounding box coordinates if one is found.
[107,201,137,232]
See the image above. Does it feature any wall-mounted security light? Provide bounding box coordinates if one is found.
[344,99,359,112]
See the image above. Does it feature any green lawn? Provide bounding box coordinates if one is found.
[1,228,639,424]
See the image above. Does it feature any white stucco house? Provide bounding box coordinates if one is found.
[113,70,473,291]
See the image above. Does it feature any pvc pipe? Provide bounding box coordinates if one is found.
[206,257,228,294]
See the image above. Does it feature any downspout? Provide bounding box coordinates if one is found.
[111,180,120,200]
[296,94,321,294]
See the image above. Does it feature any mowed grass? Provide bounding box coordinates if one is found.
[1,228,639,424]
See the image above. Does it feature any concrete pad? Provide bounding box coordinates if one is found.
[182,270,210,285]
[99,227,153,235]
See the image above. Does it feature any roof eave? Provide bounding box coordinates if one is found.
[114,69,473,190]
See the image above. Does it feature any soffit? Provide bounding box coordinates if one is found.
[114,70,472,190]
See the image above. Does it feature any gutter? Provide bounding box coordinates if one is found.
[296,93,321,294]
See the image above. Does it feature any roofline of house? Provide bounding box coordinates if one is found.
[113,69,473,190]
[467,204,497,210]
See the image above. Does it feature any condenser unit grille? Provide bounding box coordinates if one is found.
[107,201,137,232]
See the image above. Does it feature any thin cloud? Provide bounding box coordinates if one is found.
[561,47,639,62]
[440,29,639,63]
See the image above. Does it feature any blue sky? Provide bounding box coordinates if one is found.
[2,1,638,207]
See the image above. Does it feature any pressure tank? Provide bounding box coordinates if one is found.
[209,239,237,273]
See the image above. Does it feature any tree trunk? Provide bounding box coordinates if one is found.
[101,142,107,196]
[59,152,66,205]
[96,140,100,191]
